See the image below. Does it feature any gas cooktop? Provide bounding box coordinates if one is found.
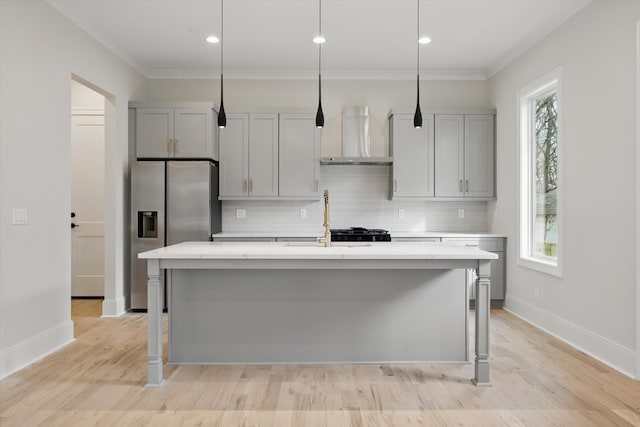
[330,227,391,242]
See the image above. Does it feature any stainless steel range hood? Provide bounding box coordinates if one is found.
[320,106,393,165]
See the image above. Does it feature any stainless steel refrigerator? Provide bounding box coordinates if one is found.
[130,160,221,310]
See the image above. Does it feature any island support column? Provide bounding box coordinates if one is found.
[145,259,165,388]
[473,259,491,386]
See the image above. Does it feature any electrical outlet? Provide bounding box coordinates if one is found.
[398,209,405,218]
[235,208,246,219]
[300,208,307,218]
[457,209,465,219]
[12,208,28,225]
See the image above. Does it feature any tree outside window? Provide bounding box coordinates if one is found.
[534,93,558,258]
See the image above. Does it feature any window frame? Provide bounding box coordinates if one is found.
[517,67,563,277]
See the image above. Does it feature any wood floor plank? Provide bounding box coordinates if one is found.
[0,300,638,426]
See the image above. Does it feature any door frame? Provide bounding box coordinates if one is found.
[635,21,640,381]
[71,74,124,317]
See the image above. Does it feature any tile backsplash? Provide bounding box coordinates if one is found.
[222,165,489,233]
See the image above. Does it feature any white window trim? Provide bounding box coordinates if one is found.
[517,67,563,277]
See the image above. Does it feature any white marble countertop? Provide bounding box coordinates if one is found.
[212,231,507,239]
[139,241,498,260]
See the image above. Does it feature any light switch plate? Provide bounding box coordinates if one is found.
[398,209,405,218]
[457,209,465,219]
[300,208,307,218]
[235,208,246,219]
[12,208,28,225]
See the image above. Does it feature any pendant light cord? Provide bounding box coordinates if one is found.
[221,0,224,82]
[318,0,322,95]
[416,0,419,101]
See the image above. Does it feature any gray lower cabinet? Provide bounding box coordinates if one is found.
[392,237,441,243]
[441,237,505,307]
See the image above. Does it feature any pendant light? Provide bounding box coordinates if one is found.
[413,0,422,129]
[217,0,226,128]
[315,0,324,128]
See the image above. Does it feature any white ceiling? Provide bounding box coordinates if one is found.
[48,0,591,80]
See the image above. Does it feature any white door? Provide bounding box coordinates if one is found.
[71,114,105,297]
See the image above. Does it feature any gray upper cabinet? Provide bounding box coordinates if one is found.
[389,112,435,199]
[135,106,214,159]
[465,115,495,198]
[278,113,320,197]
[435,114,495,199]
[219,113,278,198]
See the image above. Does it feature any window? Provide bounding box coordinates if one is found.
[518,68,562,276]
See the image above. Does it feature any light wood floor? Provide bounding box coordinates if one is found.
[0,300,638,426]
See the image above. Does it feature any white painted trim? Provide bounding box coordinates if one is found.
[505,294,636,379]
[101,296,126,317]
[516,67,563,278]
[145,68,489,81]
[71,107,104,116]
[635,20,640,381]
[0,321,74,380]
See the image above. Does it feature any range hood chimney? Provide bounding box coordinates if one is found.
[342,106,370,157]
[320,106,393,165]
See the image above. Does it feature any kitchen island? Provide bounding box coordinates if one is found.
[139,241,497,388]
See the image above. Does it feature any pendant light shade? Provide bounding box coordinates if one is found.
[315,0,324,128]
[217,0,226,128]
[414,0,422,129]
[218,75,226,128]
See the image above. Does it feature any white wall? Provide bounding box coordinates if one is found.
[0,0,145,378]
[146,79,493,232]
[489,1,640,377]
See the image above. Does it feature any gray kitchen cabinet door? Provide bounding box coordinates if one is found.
[136,108,174,158]
[248,113,278,197]
[219,113,249,197]
[278,113,320,197]
[434,114,464,197]
[173,107,213,158]
[390,113,434,198]
[465,115,495,198]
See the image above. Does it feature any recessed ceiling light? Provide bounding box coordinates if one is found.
[206,35,220,44]
[313,35,326,44]
[418,36,432,45]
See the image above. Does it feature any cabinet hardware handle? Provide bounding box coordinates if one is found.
[174,139,179,153]
[249,179,253,193]
[315,179,318,192]
[242,179,247,192]
[466,179,469,192]
[394,179,397,193]
[459,180,463,193]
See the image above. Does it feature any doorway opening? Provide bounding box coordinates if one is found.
[70,79,106,311]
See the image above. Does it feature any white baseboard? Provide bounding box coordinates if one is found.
[0,320,75,380]
[505,294,637,379]
[101,297,126,317]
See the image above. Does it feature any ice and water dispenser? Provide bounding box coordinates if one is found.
[138,211,158,238]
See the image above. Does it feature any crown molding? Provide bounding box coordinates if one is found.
[146,68,489,81]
